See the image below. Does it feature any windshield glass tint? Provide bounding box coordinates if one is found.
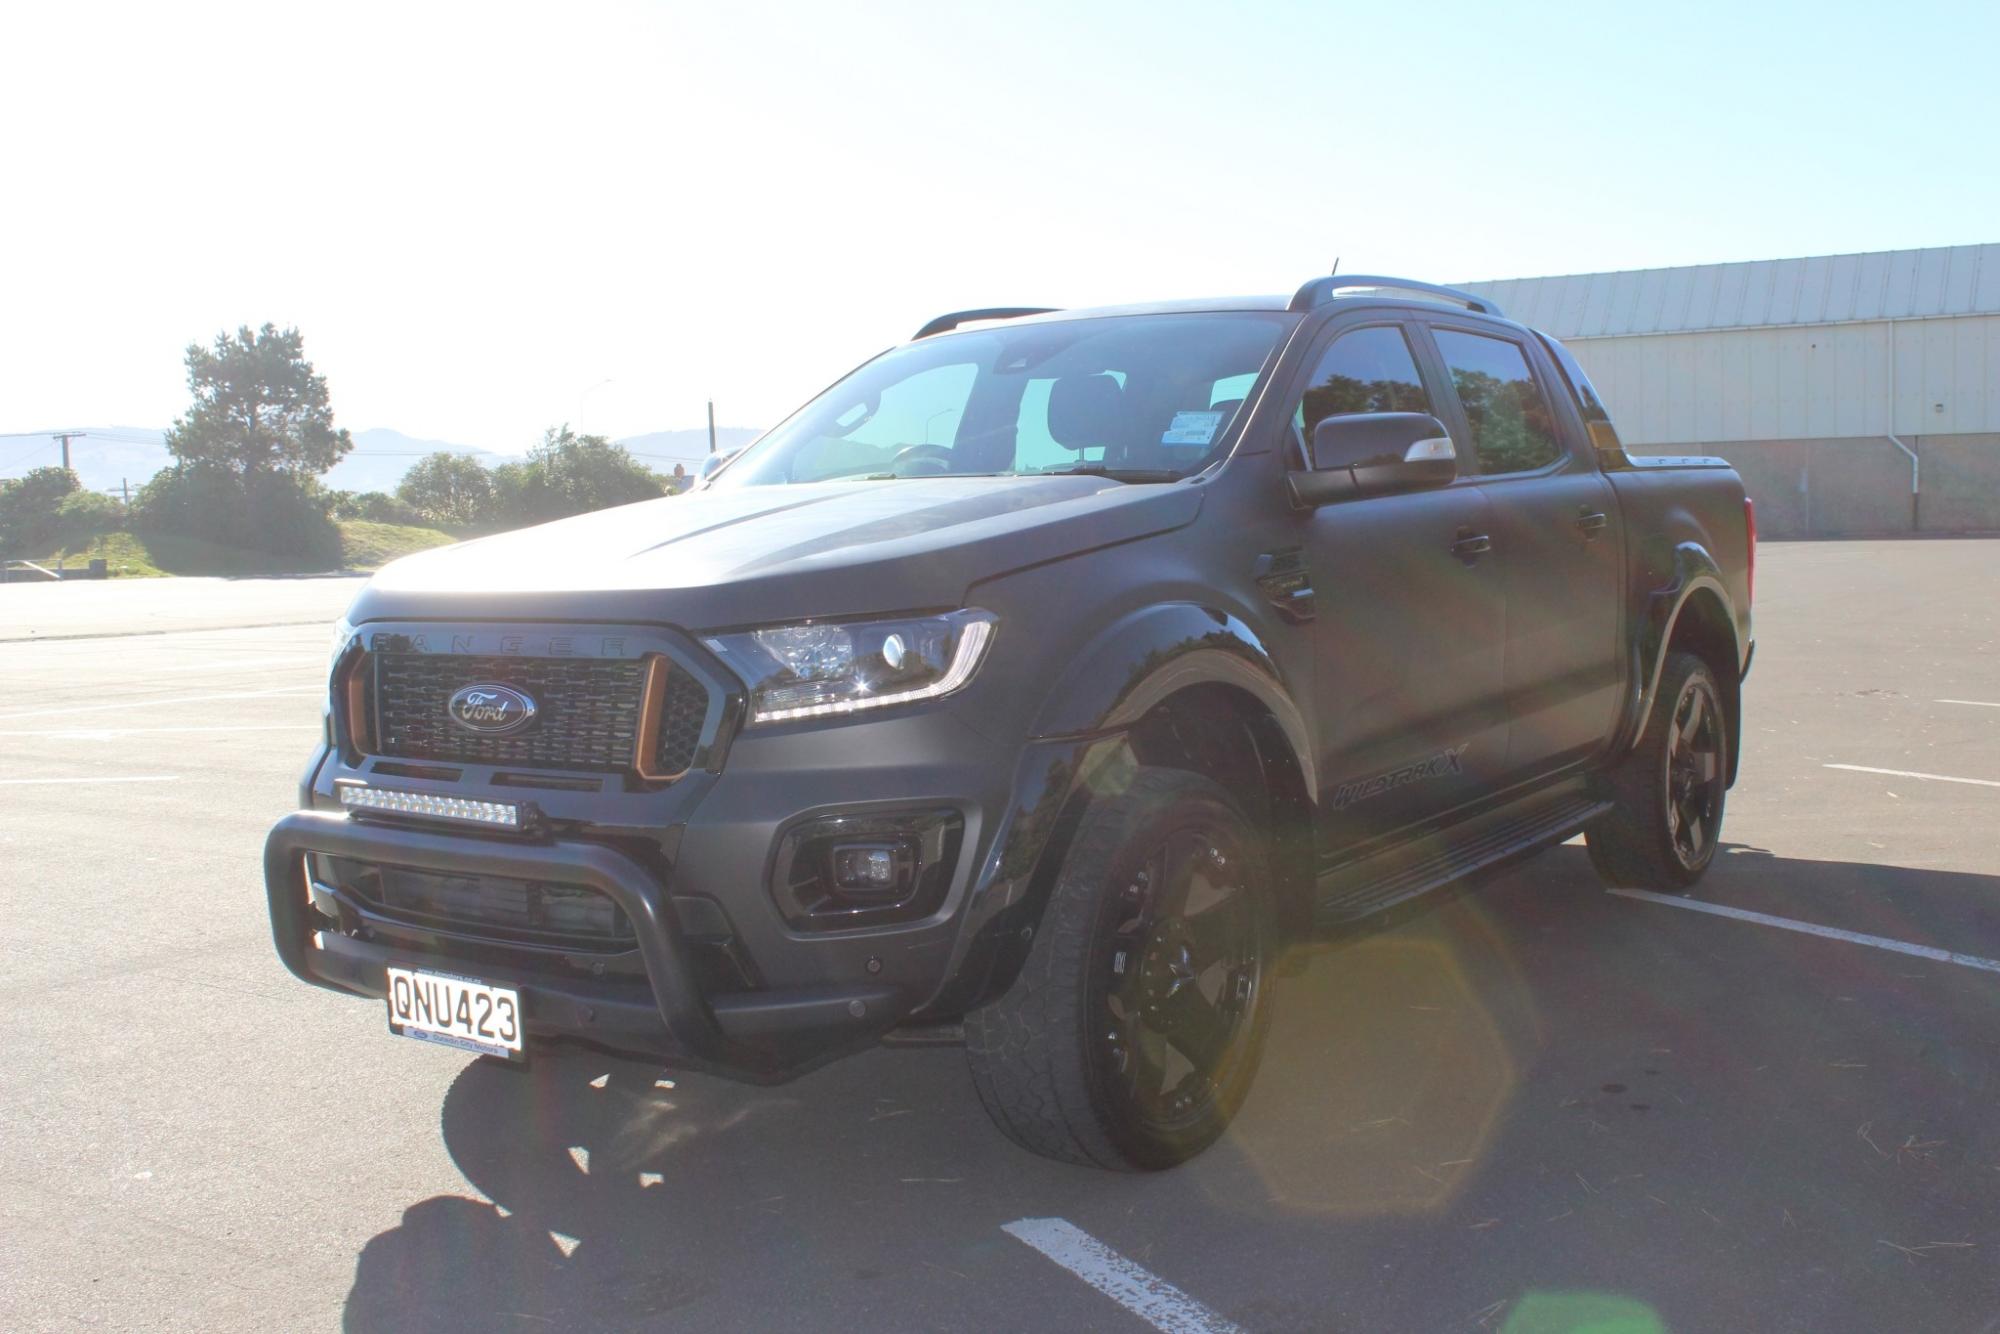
[714,313,1291,486]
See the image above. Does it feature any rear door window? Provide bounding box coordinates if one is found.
[1430,329,1562,475]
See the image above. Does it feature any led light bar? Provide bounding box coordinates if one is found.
[338,784,521,828]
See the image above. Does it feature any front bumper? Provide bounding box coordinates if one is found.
[265,811,905,1081]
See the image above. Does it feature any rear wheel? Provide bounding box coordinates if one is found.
[965,768,1274,1169]
[1587,651,1729,890]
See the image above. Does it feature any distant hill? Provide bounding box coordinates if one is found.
[330,429,503,494]
[3,423,763,495]
[0,425,498,496]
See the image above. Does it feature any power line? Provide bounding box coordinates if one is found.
[0,427,149,439]
[0,442,53,473]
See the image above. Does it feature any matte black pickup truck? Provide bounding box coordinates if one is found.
[265,275,1755,1168]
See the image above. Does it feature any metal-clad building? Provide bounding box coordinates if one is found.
[1461,245,2000,536]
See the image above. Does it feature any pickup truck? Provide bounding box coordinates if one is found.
[264,275,1755,1169]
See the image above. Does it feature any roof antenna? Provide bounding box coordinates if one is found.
[1330,257,1340,275]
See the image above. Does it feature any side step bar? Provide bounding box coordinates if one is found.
[1314,790,1610,927]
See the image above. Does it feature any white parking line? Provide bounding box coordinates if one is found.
[1002,1218,1242,1334]
[0,775,181,787]
[1823,763,2000,790]
[1937,698,2000,709]
[0,724,316,739]
[1608,889,2000,974]
[0,687,321,721]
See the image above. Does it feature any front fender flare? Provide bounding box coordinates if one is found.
[922,605,1315,1017]
[1027,601,1315,802]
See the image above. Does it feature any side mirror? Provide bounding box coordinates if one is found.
[1288,412,1457,507]
[697,450,736,483]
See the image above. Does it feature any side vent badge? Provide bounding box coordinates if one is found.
[1253,548,1315,623]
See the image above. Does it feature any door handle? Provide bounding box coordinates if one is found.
[1574,508,1608,537]
[1451,529,1492,562]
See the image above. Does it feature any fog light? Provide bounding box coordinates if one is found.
[337,783,522,829]
[832,843,900,891]
[770,808,964,928]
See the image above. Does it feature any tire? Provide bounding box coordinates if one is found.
[964,767,1275,1170]
[1587,651,1729,891]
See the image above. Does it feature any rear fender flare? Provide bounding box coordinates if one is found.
[1621,542,1742,775]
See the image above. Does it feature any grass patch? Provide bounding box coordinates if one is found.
[336,520,461,569]
[19,521,461,578]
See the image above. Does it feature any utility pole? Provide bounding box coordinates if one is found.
[121,478,131,507]
[53,431,85,472]
[706,401,717,455]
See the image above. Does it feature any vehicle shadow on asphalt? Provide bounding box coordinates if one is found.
[343,842,2000,1332]
[340,1044,1097,1332]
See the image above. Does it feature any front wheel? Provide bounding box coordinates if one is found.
[1587,651,1730,891]
[964,768,1275,1170]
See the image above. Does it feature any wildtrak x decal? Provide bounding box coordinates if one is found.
[1330,744,1470,810]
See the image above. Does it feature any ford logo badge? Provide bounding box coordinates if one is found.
[447,683,537,735]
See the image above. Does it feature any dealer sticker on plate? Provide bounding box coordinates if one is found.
[386,966,522,1059]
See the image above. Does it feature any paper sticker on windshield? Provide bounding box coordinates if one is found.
[1161,410,1224,446]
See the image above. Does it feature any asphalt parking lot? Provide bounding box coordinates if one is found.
[2,541,1997,1333]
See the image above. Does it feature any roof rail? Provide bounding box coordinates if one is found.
[1287,275,1502,318]
[912,307,1059,340]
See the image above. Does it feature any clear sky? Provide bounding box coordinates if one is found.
[4,0,1997,461]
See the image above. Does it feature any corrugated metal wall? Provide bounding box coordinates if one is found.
[1460,246,2000,534]
[1464,244,2000,339]
[1566,315,2000,446]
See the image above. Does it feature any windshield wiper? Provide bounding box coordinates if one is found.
[1043,463,1183,483]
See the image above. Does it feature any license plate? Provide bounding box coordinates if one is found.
[386,966,523,1059]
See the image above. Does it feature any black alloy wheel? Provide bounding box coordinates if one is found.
[1664,671,1726,871]
[1089,816,1265,1143]
[1586,650,1730,892]
[964,767,1276,1169]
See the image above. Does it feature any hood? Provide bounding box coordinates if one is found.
[353,475,1203,629]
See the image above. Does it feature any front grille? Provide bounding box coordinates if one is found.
[327,856,636,951]
[365,651,709,776]
[656,668,707,775]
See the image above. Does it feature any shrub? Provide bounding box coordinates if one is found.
[133,462,342,566]
[333,490,422,524]
[0,465,81,555]
[53,490,125,549]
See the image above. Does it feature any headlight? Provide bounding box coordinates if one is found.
[328,616,356,677]
[704,609,997,724]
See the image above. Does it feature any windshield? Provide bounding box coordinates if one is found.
[713,312,1291,487]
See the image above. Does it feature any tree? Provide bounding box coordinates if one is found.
[397,452,494,525]
[490,426,665,525]
[164,324,353,476]
[0,465,80,554]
